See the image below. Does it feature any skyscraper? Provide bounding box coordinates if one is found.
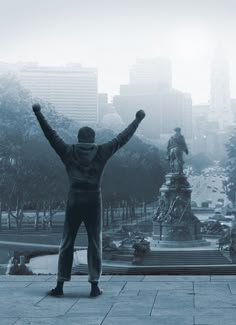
[130,58,172,89]
[113,58,192,140]
[0,62,98,124]
[209,50,233,129]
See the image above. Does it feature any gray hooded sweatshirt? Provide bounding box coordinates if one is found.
[34,111,141,193]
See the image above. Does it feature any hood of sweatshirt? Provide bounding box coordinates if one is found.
[71,143,98,168]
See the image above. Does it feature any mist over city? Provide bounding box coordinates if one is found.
[0,0,236,149]
[2,2,236,323]
[1,0,236,101]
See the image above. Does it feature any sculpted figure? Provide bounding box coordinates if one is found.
[167,127,188,174]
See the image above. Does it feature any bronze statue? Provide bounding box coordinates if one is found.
[167,127,188,174]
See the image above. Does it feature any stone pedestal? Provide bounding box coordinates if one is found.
[153,173,209,247]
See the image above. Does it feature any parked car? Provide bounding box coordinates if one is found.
[201,201,209,208]
[191,201,197,207]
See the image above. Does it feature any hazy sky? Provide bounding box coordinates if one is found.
[0,0,236,104]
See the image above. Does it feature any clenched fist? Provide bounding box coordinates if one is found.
[136,110,146,121]
[32,103,41,113]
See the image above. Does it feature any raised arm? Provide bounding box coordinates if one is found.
[32,104,69,161]
[102,110,145,158]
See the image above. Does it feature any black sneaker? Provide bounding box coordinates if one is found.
[49,288,64,297]
[90,286,103,298]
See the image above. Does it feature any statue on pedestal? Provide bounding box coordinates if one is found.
[229,223,236,252]
[152,128,208,247]
[167,127,188,175]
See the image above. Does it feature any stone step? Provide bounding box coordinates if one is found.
[103,250,231,265]
[141,250,231,265]
[72,264,236,276]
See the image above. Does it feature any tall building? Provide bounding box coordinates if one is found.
[113,58,192,141]
[0,62,98,124]
[98,93,110,122]
[191,103,231,159]
[209,51,233,129]
[130,58,172,89]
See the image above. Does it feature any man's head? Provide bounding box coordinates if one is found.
[78,126,95,143]
[174,127,181,134]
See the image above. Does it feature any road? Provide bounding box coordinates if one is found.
[189,167,230,208]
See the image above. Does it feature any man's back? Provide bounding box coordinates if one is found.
[32,105,146,193]
[64,142,115,191]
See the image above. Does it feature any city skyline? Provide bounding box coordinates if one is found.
[0,0,236,104]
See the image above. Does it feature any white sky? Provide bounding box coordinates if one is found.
[0,0,236,104]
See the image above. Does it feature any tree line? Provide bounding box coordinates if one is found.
[0,76,168,231]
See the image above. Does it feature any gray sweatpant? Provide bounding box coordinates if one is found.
[57,191,102,283]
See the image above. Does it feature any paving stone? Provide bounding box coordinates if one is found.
[67,300,113,316]
[195,308,236,325]
[13,316,104,325]
[102,281,126,286]
[86,294,153,307]
[97,282,126,295]
[194,282,231,295]
[153,292,194,309]
[44,276,55,281]
[227,283,236,294]
[45,275,89,282]
[97,275,113,281]
[103,315,194,325]
[138,290,158,296]
[110,275,144,282]
[124,280,193,291]
[211,276,236,282]
[119,290,139,296]
[0,275,50,281]
[108,297,154,316]
[0,287,46,305]
[38,294,80,307]
[1,275,236,325]
[143,275,210,282]
[0,301,70,318]
[195,294,236,308]
[151,307,195,317]
[0,282,32,287]
[58,275,112,282]
[27,281,88,288]
[0,319,18,325]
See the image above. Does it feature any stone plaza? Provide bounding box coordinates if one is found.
[1,274,236,324]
